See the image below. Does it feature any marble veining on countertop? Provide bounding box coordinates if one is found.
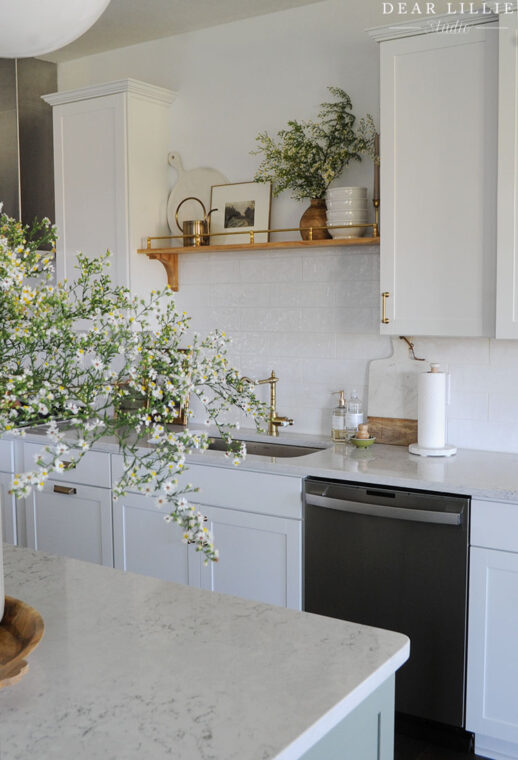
[16,423,518,503]
[0,546,408,760]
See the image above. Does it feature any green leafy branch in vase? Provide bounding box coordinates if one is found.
[0,207,267,563]
[252,87,377,201]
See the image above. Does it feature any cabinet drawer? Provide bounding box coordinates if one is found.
[111,456,302,519]
[23,441,111,488]
[471,499,518,553]
[184,464,302,519]
[25,480,113,566]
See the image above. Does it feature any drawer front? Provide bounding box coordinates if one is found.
[471,499,518,553]
[179,464,302,519]
[23,442,111,488]
[112,455,302,519]
[25,480,113,566]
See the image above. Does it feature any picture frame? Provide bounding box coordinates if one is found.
[209,181,272,245]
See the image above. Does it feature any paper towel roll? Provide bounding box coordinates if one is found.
[417,370,447,449]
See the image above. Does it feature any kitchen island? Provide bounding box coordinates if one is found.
[0,545,409,760]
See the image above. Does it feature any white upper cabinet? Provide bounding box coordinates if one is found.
[43,79,175,296]
[370,16,498,337]
[496,8,518,338]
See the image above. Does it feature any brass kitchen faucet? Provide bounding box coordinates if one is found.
[241,370,294,437]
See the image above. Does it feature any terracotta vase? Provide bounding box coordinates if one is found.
[299,198,331,241]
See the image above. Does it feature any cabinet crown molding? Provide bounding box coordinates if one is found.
[42,78,176,107]
[367,10,498,42]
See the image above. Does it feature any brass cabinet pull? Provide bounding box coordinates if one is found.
[62,461,74,470]
[381,292,390,324]
[53,484,77,495]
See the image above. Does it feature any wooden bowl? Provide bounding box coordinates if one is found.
[0,596,44,688]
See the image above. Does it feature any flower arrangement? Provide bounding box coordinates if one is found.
[252,87,377,201]
[0,208,266,563]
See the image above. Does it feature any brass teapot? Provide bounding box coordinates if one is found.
[175,197,217,247]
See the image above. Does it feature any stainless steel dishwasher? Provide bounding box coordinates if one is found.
[304,477,470,729]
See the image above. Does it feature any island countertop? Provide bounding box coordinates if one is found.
[0,545,408,760]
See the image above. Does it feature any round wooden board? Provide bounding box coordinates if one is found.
[0,596,44,688]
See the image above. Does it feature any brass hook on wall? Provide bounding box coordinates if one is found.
[400,336,426,362]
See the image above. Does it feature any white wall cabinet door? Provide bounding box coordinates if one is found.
[375,21,498,337]
[495,8,518,338]
[0,472,17,545]
[44,80,175,297]
[199,503,302,610]
[25,481,113,566]
[113,493,201,586]
[466,547,518,744]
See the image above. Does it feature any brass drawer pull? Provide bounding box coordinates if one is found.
[53,485,77,496]
[62,461,74,470]
[381,292,390,324]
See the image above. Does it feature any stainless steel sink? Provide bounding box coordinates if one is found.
[207,438,324,458]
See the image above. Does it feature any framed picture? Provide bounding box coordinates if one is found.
[209,181,272,245]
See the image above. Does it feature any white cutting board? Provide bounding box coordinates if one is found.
[368,337,424,420]
[167,151,228,241]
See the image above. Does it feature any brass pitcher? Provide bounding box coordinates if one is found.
[175,197,217,247]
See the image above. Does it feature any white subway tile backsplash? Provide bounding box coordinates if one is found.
[415,337,490,367]
[172,245,518,451]
[489,392,518,423]
[447,391,489,422]
[333,308,379,333]
[240,256,303,283]
[212,283,270,308]
[303,251,379,282]
[489,339,518,367]
[269,282,334,308]
[268,332,335,359]
[335,334,392,361]
[208,258,241,283]
[230,332,270,356]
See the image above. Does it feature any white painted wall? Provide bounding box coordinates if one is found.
[56,0,518,453]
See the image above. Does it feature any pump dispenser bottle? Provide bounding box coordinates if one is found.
[346,389,364,439]
[331,390,347,441]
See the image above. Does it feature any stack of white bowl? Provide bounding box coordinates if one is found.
[326,187,369,238]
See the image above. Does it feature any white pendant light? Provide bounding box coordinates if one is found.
[0,0,112,58]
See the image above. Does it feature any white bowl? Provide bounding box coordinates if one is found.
[326,212,369,222]
[327,186,367,198]
[326,199,369,210]
[329,225,368,239]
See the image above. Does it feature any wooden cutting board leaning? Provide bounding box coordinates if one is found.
[367,337,423,445]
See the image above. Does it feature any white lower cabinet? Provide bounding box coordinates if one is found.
[25,480,113,566]
[113,492,201,586]
[110,456,303,608]
[467,500,518,759]
[199,503,302,609]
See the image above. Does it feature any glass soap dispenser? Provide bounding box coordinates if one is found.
[331,390,347,442]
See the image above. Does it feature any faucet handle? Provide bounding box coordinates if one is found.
[273,416,293,428]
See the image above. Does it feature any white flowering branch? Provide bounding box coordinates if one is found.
[0,209,267,563]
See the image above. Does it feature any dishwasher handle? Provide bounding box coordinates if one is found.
[305,493,463,526]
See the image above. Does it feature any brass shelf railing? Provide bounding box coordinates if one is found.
[138,222,380,291]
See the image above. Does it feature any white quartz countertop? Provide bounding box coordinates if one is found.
[17,424,518,504]
[0,545,409,760]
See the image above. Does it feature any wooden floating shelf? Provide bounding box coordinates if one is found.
[138,236,380,291]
